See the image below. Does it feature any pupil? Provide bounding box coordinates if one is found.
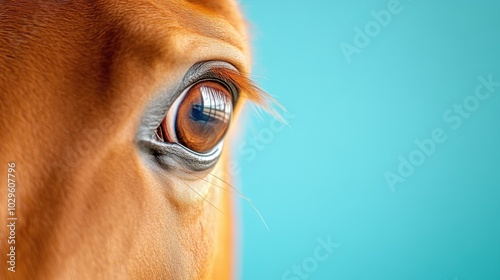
[174,81,233,153]
[190,104,209,122]
[188,85,230,124]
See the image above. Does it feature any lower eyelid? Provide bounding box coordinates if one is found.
[149,140,223,172]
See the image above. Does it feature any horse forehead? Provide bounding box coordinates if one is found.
[3,0,249,70]
[100,0,250,65]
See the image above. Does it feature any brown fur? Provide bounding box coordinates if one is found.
[0,0,255,279]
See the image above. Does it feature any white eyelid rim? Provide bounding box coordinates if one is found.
[163,83,187,144]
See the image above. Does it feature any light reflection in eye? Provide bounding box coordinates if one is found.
[191,85,232,124]
[156,80,233,154]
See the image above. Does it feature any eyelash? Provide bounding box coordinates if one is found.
[192,72,239,100]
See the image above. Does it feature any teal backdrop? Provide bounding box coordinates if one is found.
[235,1,500,279]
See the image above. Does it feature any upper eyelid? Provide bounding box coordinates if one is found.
[183,68,240,103]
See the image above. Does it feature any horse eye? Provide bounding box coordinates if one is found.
[155,81,233,153]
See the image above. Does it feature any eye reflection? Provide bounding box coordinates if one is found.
[190,85,232,123]
[156,81,233,154]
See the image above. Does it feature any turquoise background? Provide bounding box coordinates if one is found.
[236,1,500,279]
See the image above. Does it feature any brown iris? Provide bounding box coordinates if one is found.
[157,81,233,153]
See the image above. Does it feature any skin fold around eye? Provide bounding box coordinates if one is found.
[135,61,249,172]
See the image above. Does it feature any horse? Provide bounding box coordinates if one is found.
[0,0,273,278]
